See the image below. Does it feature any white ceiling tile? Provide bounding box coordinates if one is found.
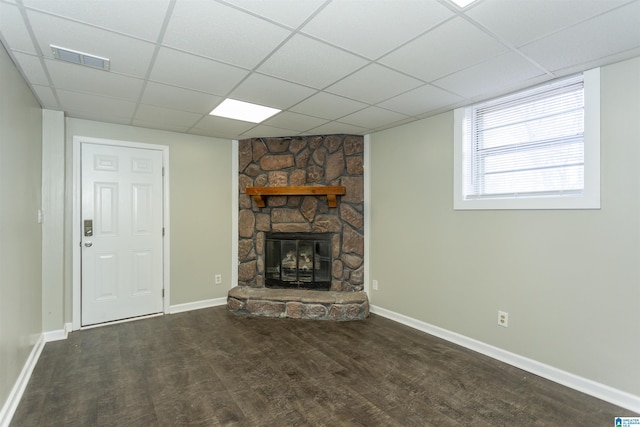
[325,63,423,105]
[377,84,464,116]
[45,59,144,101]
[191,115,257,138]
[302,0,453,59]
[290,92,367,120]
[56,89,137,120]
[306,121,368,136]
[134,104,203,129]
[163,0,291,69]
[467,0,631,47]
[222,0,326,29]
[141,82,221,114]
[339,106,408,129]
[373,116,421,132]
[257,34,369,89]
[149,48,249,95]
[66,109,133,126]
[31,84,58,108]
[26,9,156,77]
[21,0,170,41]
[0,3,38,54]
[137,119,195,135]
[132,119,191,134]
[262,111,329,132]
[240,124,300,138]
[554,47,640,78]
[519,1,640,73]
[380,16,508,82]
[189,128,242,139]
[433,52,547,100]
[229,73,317,110]
[12,52,48,86]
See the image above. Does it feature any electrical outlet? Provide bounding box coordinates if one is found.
[372,279,379,290]
[498,310,509,328]
[215,274,222,285]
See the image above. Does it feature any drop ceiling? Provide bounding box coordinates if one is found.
[1,0,639,140]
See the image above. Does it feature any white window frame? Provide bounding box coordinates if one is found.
[454,68,600,210]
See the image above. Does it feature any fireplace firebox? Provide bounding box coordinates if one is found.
[265,233,331,290]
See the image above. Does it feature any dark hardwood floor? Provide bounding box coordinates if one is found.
[11,306,635,426]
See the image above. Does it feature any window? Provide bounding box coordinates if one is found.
[454,68,600,210]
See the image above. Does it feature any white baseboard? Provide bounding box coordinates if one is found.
[0,334,45,427]
[370,304,640,414]
[42,322,72,342]
[169,297,227,314]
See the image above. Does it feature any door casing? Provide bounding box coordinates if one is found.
[72,136,170,330]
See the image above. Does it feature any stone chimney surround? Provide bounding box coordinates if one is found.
[227,135,369,321]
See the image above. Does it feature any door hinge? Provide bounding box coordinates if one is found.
[162,227,165,237]
[162,167,165,177]
[162,289,165,297]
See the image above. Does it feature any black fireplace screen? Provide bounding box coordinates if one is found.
[265,233,331,290]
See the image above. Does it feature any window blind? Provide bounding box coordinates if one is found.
[464,75,585,200]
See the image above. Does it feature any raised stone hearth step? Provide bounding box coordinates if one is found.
[227,286,369,321]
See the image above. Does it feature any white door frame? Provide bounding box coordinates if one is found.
[72,136,170,330]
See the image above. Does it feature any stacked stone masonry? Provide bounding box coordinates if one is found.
[237,135,365,293]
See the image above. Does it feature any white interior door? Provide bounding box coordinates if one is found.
[81,142,164,326]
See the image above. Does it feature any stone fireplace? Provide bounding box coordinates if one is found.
[227,135,369,321]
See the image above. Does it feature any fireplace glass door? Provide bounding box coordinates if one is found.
[265,233,331,290]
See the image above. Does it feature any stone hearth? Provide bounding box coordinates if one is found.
[228,287,369,321]
[229,134,368,321]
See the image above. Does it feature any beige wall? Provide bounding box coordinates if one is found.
[0,46,43,410]
[64,119,233,320]
[369,57,640,397]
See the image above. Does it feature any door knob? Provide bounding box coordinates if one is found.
[84,241,93,247]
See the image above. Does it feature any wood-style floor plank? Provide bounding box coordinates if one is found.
[10,306,637,426]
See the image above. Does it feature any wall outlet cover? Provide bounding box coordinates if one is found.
[498,310,509,327]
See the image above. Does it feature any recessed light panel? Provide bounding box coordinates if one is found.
[50,45,110,70]
[450,0,479,8]
[209,99,281,123]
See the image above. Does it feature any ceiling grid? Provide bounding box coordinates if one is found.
[0,0,638,139]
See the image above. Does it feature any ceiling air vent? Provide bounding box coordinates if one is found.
[50,45,110,71]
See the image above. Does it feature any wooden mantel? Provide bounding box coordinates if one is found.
[246,186,346,208]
